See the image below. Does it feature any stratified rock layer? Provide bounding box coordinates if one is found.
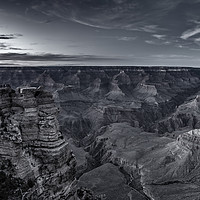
[0,85,76,200]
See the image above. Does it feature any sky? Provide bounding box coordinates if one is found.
[0,0,200,66]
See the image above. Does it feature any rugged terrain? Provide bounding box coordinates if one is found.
[0,85,78,199]
[1,66,200,199]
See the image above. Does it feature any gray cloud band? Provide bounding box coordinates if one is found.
[0,53,123,62]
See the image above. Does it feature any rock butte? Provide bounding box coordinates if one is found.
[0,85,76,199]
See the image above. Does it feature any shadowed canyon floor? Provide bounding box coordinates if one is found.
[1,66,200,199]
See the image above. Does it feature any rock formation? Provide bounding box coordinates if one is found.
[155,94,200,135]
[0,85,76,199]
[138,128,200,200]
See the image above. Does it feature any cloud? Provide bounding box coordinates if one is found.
[190,48,200,51]
[0,35,15,40]
[181,26,200,40]
[152,34,166,40]
[9,47,26,50]
[117,36,136,41]
[0,63,18,66]
[194,37,200,46]
[188,19,200,25]
[145,39,171,45]
[141,25,165,33]
[0,34,22,40]
[0,41,26,51]
[0,53,123,62]
[152,54,193,59]
[0,53,124,66]
[0,43,8,49]
[145,40,156,45]
[70,18,112,29]
[30,0,182,32]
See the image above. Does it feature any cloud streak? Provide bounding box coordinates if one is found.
[152,34,166,40]
[0,34,22,40]
[0,53,123,62]
[181,26,200,40]
[117,36,137,41]
[0,43,8,49]
[30,0,182,32]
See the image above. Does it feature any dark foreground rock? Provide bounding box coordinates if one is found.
[0,85,76,199]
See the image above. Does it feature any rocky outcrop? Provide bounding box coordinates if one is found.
[138,129,200,200]
[105,80,125,101]
[31,70,64,100]
[155,95,200,135]
[0,85,76,199]
[65,71,81,89]
[134,83,158,100]
[113,70,131,85]
[84,78,102,98]
[177,129,200,150]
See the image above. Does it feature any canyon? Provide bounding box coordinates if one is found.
[1,66,200,199]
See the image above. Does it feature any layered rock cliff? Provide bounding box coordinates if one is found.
[0,85,76,200]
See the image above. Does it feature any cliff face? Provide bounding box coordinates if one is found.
[0,85,76,200]
[137,128,200,200]
[155,95,200,135]
[178,129,200,149]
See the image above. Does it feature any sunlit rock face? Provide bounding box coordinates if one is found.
[137,128,200,200]
[178,129,200,150]
[155,95,200,135]
[0,85,76,200]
